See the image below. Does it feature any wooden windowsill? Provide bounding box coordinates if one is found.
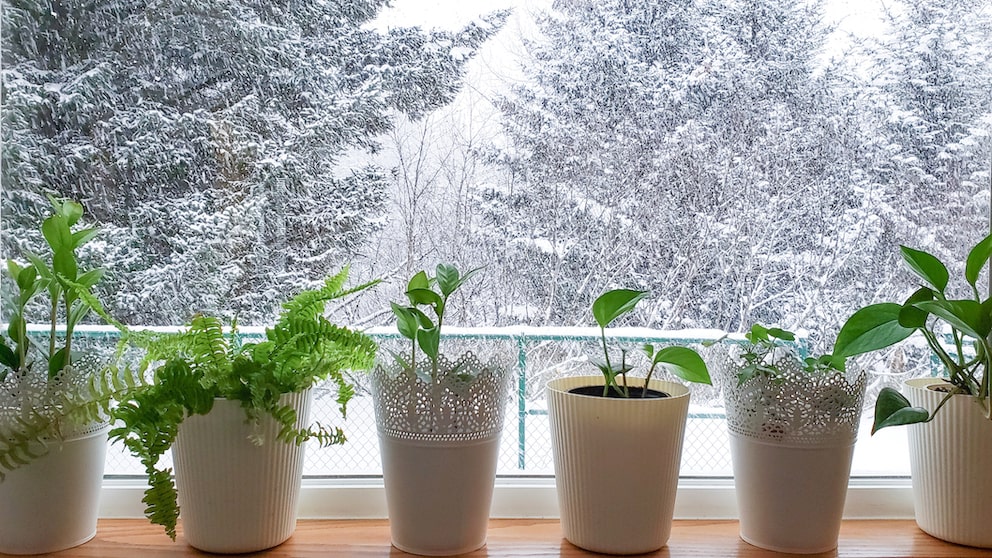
[25,519,992,557]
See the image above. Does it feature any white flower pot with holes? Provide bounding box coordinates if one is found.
[0,421,109,555]
[371,353,511,556]
[904,377,992,548]
[722,357,866,554]
[547,376,690,555]
[172,389,311,554]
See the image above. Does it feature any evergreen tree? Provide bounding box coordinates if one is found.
[2,0,508,324]
[864,0,992,259]
[484,0,870,341]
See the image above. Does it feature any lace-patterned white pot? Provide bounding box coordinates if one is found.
[0,421,108,555]
[371,352,511,556]
[547,376,690,555]
[173,389,311,554]
[721,355,866,554]
[904,377,992,548]
[0,359,110,555]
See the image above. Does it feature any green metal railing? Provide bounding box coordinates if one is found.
[22,324,804,471]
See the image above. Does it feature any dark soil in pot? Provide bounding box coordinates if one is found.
[568,385,669,398]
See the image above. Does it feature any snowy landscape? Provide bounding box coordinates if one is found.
[2,0,991,476]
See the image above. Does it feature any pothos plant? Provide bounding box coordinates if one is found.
[833,233,992,433]
[109,266,378,540]
[388,263,481,382]
[0,197,137,480]
[590,289,710,397]
[730,324,845,386]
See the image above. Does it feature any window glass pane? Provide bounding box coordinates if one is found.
[3,0,990,479]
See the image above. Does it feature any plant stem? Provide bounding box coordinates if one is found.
[48,297,57,364]
[63,298,73,372]
[600,326,612,397]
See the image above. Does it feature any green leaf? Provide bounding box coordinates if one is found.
[834,303,915,358]
[75,268,106,288]
[872,387,929,434]
[591,289,649,329]
[391,303,420,340]
[745,323,769,343]
[0,340,17,370]
[15,265,37,291]
[435,263,461,297]
[49,347,68,378]
[416,327,440,362]
[915,299,991,339]
[71,227,100,249]
[435,264,483,297]
[410,308,435,329]
[407,270,430,292]
[652,346,711,385]
[898,288,933,329]
[52,249,78,281]
[406,287,443,308]
[60,199,84,226]
[965,234,992,290]
[766,327,795,341]
[7,316,26,347]
[900,245,949,293]
[7,260,23,281]
[41,215,72,252]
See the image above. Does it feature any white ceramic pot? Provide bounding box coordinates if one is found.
[547,376,690,555]
[172,389,311,554]
[371,353,511,556]
[0,422,109,555]
[721,359,865,554]
[905,377,992,548]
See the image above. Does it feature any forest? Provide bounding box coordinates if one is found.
[2,0,991,377]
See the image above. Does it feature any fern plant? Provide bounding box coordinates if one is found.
[0,197,140,481]
[110,266,378,540]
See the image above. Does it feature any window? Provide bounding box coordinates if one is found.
[4,0,990,517]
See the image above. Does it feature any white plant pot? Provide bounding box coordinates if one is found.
[730,435,855,553]
[721,358,865,554]
[0,422,109,555]
[547,376,690,555]
[172,389,311,554]
[371,353,511,556]
[904,377,992,548]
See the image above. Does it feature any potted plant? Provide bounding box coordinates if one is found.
[370,264,512,556]
[110,266,378,553]
[834,233,992,548]
[719,324,866,553]
[546,288,711,555]
[0,197,135,554]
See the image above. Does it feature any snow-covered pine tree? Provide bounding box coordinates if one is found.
[863,0,992,260]
[483,0,868,343]
[2,0,508,324]
[481,0,712,325]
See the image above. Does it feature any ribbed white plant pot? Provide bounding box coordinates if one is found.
[371,353,511,556]
[172,389,311,554]
[547,376,690,555]
[904,377,992,548]
[722,359,866,554]
[0,422,109,555]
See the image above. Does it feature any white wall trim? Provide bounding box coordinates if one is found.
[99,476,915,520]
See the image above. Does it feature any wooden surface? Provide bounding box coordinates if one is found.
[23,519,992,557]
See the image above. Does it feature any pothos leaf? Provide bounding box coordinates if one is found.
[872,387,929,434]
[592,289,648,329]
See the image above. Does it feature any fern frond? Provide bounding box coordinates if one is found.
[278,421,347,448]
[276,266,380,328]
[0,412,52,481]
[142,467,180,540]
